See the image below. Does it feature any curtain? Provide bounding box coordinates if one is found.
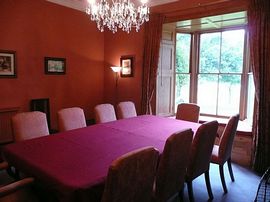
[248,0,270,174]
[141,13,164,115]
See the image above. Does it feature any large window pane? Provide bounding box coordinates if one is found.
[199,33,220,73]
[173,27,250,119]
[175,74,190,110]
[220,30,245,73]
[217,75,241,116]
[198,75,218,114]
[247,74,255,124]
[176,33,191,73]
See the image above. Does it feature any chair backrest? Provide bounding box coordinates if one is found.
[186,120,218,180]
[176,103,200,123]
[218,114,240,163]
[57,107,86,132]
[154,129,193,202]
[101,147,159,202]
[94,104,117,123]
[116,101,137,119]
[12,111,49,142]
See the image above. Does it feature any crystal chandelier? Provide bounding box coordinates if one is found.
[86,0,150,33]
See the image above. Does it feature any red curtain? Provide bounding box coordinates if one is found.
[248,0,270,174]
[141,13,164,114]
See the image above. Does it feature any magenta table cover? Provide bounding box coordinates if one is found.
[2,115,200,201]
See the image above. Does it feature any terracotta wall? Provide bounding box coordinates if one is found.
[0,0,249,130]
[0,0,104,129]
[103,30,145,115]
[103,0,248,116]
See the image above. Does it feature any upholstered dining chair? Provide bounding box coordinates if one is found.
[12,111,49,142]
[176,103,200,123]
[153,129,193,202]
[116,101,137,119]
[211,114,239,193]
[185,120,219,202]
[101,147,159,202]
[57,107,86,132]
[0,161,35,201]
[94,104,117,124]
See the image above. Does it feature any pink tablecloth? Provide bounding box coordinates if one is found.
[2,115,200,201]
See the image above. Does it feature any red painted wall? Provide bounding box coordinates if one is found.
[0,0,248,130]
[103,0,246,116]
[0,0,104,129]
[104,29,145,114]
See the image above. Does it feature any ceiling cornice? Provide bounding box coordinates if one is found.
[46,0,179,12]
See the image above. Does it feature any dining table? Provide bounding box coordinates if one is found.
[2,115,200,202]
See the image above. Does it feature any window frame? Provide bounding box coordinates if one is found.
[175,25,250,120]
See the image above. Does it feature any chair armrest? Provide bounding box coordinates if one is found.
[0,177,34,197]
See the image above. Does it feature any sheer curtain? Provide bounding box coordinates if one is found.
[248,0,270,174]
[141,13,164,114]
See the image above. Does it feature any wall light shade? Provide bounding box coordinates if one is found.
[111,66,122,87]
[111,66,122,73]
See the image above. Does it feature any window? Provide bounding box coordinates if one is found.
[175,28,253,119]
[199,29,244,116]
[156,11,254,120]
[246,74,255,124]
[175,33,191,105]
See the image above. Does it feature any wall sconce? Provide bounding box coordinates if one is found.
[111,66,122,87]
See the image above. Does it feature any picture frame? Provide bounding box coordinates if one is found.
[45,57,66,75]
[0,50,16,78]
[120,56,134,77]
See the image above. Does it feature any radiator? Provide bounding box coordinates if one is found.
[0,108,19,144]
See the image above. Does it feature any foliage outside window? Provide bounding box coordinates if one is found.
[175,33,191,105]
[175,28,254,119]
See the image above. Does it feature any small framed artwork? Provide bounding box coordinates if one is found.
[0,50,16,78]
[120,56,134,77]
[45,57,66,75]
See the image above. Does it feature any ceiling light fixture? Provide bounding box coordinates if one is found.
[86,0,150,33]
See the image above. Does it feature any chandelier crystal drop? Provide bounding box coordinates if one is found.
[86,0,150,33]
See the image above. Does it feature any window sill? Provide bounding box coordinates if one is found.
[168,115,252,136]
[199,115,252,136]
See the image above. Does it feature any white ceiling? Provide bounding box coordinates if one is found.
[172,11,247,31]
[46,0,178,12]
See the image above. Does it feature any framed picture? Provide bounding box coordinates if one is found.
[45,57,66,75]
[120,56,134,77]
[0,50,16,78]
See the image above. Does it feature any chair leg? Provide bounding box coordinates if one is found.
[187,181,194,202]
[219,165,228,194]
[179,187,184,202]
[6,166,20,180]
[15,168,20,180]
[6,166,13,178]
[204,171,213,200]
[227,158,235,182]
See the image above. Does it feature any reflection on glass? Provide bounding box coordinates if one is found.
[198,75,218,114]
[176,33,191,73]
[217,75,241,115]
[199,32,220,73]
[220,29,245,73]
[175,74,190,112]
[247,74,255,124]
